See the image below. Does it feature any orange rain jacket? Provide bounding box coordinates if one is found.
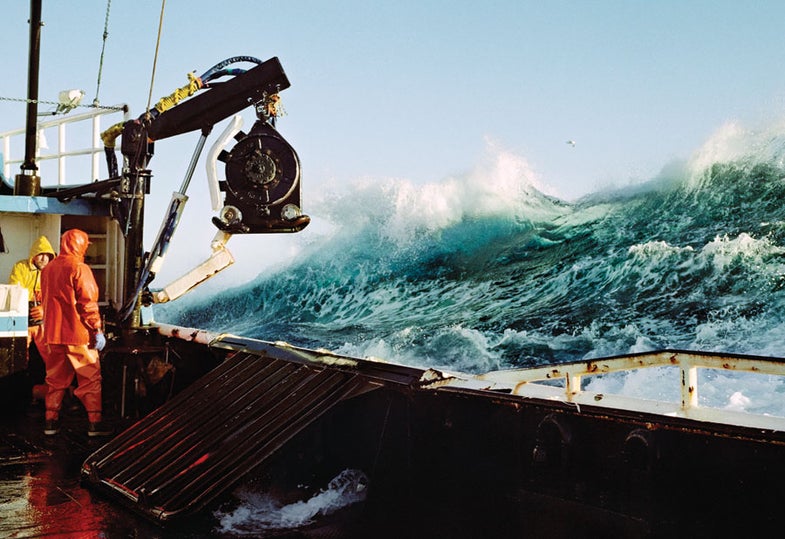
[41,229,102,346]
[8,235,56,302]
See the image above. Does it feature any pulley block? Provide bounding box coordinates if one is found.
[213,121,309,233]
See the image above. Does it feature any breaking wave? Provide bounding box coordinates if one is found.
[169,122,785,371]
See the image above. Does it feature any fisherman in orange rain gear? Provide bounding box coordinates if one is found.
[41,229,110,437]
[8,235,56,399]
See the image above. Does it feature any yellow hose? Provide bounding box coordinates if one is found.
[154,72,203,114]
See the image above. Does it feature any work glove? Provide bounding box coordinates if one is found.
[92,332,107,352]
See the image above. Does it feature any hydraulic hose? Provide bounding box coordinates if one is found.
[199,56,262,84]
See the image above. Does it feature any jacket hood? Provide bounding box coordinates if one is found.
[60,229,90,258]
[28,235,56,263]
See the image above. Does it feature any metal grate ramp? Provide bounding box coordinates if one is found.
[81,350,379,523]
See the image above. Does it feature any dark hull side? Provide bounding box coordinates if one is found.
[76,336,785,538]
[249,385,785,538]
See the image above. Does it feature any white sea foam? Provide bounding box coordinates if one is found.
[214,469,368,535]
[700,233,785,270]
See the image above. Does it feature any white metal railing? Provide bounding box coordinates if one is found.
[1,105,128,186]
[475,349,785,404]
[417,349,785,432]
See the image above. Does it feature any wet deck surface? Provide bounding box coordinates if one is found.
[1,401,158,538]
[0,399,233,538]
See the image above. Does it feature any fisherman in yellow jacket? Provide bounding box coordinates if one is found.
[8,236,56,393]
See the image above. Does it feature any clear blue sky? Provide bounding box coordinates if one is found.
[4,1,785,283]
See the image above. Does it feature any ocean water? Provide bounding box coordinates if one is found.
[172,121,785,372]
[163,120,785,535]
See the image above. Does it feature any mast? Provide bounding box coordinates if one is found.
[15,0,42,196]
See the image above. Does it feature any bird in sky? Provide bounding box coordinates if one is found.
[566,140,576,147]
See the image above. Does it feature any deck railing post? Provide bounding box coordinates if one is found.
[566,370,581,400]
[680,356,698,410]
[92,115,101,180]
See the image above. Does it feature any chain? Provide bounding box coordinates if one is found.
[0,95,124,111]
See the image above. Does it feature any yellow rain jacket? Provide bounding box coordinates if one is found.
[8,235,56,302]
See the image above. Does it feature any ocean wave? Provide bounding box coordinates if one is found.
[173,127,785,371]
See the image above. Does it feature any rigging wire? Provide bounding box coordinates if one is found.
[92,0,112,106]
[145,0,167,120]
[1,1,123,112]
